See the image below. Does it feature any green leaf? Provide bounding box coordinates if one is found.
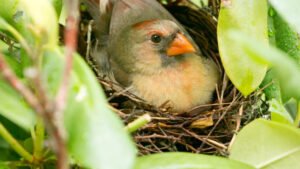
[0,0,31,42]
[268,7,300,102]
[2,54,23,78]
[68,55,136,169]
[19,0,58,48]
[230,119,300,169]
[0,116,30,140]
[0,0,58,49]
[285,99,298,120]
[0,163,9,169]
[0,136,19,161]
[42,50,64,97]
[0,80,35,130]
[269,0,300,33]
[272,9,300,64]
[0,0,19,23]
[42,49,136,169]
[49,0,63,18]
[217,0,268,96]
[228,31,300,100]
[268,99,293,125]
[134,152,255,169]
[260,69,281,101]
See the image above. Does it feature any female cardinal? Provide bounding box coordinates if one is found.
[85,0,220,113]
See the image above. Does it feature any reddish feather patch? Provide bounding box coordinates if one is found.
[133,19,170,37]
[132,19,159,30]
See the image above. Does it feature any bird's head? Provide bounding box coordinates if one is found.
[109,19,197,74]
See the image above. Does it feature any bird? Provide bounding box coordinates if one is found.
[84,0,220,113]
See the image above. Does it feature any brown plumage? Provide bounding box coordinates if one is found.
[85,0,220,113]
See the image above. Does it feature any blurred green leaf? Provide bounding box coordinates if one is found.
[268,7,300,102]
[217,0,268,96]
[228,31,300,100]
[0,40,9,50]
[0,80,35,130]
[2,54,22,78]
[272,9,300,64]
[0,0,58,49]
[68,55,136,169]
[0,116,30,140]
[134,152,255,169]
[0,0,30,41]
[20,0,58,48]
[0,0,19,23]
[42,49,136,169]
[269,0,300,33]
[260,69,281,101]
[0,137,19,161]
[230,119,300,169]
[268,99,293,125]
[42,50,64,97]
[49,0,63,18]
[0,163,9,169]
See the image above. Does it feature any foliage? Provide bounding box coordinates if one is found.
[0,0,299,169]
[217,0,268,96]
[230,119,300,169]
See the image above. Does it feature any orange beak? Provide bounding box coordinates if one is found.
[166,33,196,57]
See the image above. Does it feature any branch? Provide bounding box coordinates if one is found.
[54,0,80,169]
[56,0,80,113]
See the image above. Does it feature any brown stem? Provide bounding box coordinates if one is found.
[54,0,79,169]
[56,0,79,113]
[50,122,69,169]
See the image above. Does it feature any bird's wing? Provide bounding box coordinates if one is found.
[83,0,115,79]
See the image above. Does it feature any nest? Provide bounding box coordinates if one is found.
[77,0,268,156]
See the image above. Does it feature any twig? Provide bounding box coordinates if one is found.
[182,128,226,150]
[228,105,243,150]
[125,114,152,133]
[56,0,79,115]
[134,134,180,140]
[85,20,94,60]
[198,95,238,150]
[53,0,79,168]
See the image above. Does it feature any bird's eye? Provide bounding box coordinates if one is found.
[151,34,162,43]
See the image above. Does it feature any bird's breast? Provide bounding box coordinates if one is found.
[130,56,218,113]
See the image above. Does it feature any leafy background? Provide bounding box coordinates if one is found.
[0,0,299,169]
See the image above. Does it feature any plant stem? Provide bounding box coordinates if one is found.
[52,0,80,168]
[33,118,45,161]
[0,123,33,162]
[125,114,152,133]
